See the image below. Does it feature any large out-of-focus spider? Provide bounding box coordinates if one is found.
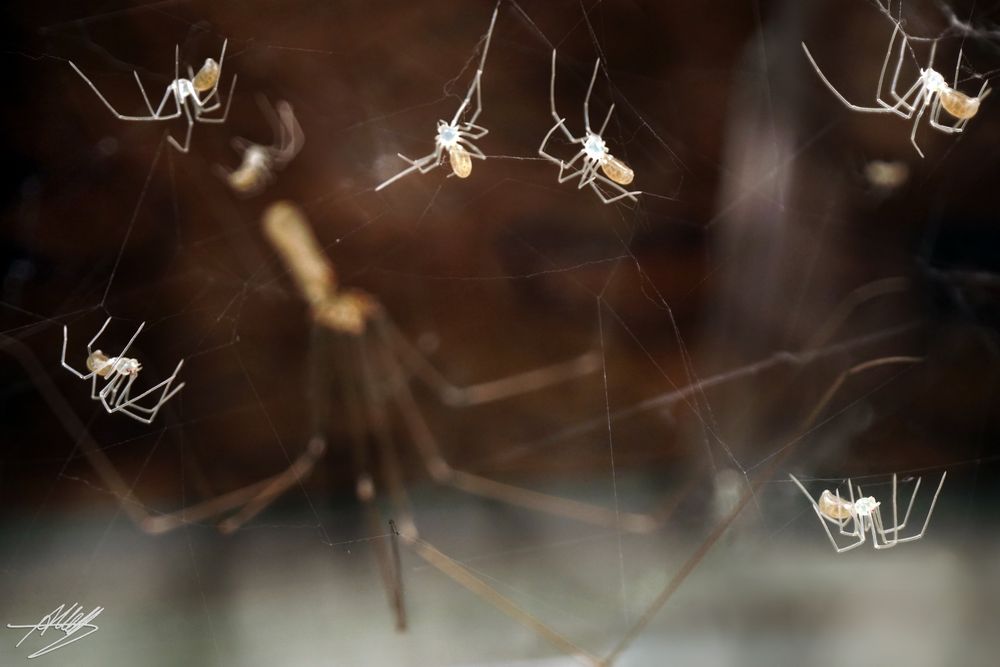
[802,20,990,157]
[70,40,237,153]
[375,4,499,190]
[539,50,641,205]
[790,472,947,552]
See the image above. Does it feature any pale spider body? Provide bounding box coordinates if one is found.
[375,6,498,191]
[62,318,185,424]
[803,21,990,157]
[86,351,141,378]
[70,41,236,153]
[219,97,304,196]
[539,50,641,204]
[790,472,947,553]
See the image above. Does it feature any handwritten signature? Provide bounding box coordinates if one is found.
[6,603,103,659]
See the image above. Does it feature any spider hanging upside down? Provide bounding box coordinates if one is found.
[802,21,991,157]
[60,318,185,424]
[69,39,237,153]
[539,50,641,205]
[790,471,946,552]
[217,95,304,196]
[374,4,499,190]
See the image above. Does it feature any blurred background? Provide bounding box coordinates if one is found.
[2,0,1000,665]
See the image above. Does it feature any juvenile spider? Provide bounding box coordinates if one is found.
[539,50,640,205]
[217,95,304,196]
[789,472,946,553]
[802,21,990,157]
[61,318,185,424]
[374,5,498,191]
[70,39,237,153]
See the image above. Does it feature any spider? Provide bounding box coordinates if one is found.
[217,95,304,196]
[374,4,499,191]
[61,318,185,424]
[69,39,237,153]
[789,471,947,553]
[539,50,641,205]
[802,21,991,157]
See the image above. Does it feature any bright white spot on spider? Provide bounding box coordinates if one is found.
[853,497,879,516]
[584,133,607,161]
[438,124,459,146]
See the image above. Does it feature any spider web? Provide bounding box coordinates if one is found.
[2,0,1000,665]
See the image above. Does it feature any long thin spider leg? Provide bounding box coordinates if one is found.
[85,317,115,352]
[371,318,657,533]
[167,99,195,153]
[583,58,601,133]
[590,172,640,204]
[909,100,928,157]
[113,361,186,414]
[358,331,416,538]
[548,51,579,143]
[877,23,918,117]
[597,103,615,136]
[375,147,443,191]
[68,62,180,121]
[378,314,599,407]
[883,475,921,533]
[196,74,238,123]
[802,43,913,114]
[538,118,586,172]
[896,471,947,543]
[62,325,98,379]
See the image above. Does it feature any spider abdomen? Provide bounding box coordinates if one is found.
[448,144,473,179]
[600,155,634,186]
[939,89,981,120]
[192,58,221,93]
[818,489,852,520]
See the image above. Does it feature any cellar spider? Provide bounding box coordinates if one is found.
[60,318,185,424]
[802,21,991,157]
[374,4,499,191]
[69,39,237,153]
[217,95,304,196]
[539,50,641,205]
[789,472,947,553]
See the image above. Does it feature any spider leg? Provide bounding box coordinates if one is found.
[590,172,641,205]
[597,103,615,136]
[113,360,186,417]
[548,51,580,144]
[195,74,238,123]
[460,123,490,140]
[538,118,586,173]
[68,61,181,122]
[455,138,486,160]
[894,472,947,544]
[555,151,589,184]
[459,4,498,127]
[61,323,102,379]
[909,100,929,158]
[802,43,913,114]
[377,315,599,407]
[583,58,601,134]
[374,147,443,191]
[371,314,657,533]
[928,96,965,134]
[167,98,195,153]
[876,23,919,118]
